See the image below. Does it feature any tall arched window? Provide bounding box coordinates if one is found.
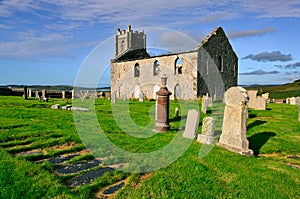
[153,60,160,76]
[134,63,140,77]
[121,40,125,52]
[175,57,182,75]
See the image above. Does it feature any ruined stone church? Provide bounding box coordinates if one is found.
[110,25,238,100]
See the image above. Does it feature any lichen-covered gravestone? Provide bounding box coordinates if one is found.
[217,86,253,156]
[197,117,216,144]
[183,109,200,139]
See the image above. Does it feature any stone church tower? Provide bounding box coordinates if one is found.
[115,25,147,59]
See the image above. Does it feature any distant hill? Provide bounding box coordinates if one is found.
[245,79,300,99]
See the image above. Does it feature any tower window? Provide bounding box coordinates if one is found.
[134,63,140,77]
[153,60,160,76]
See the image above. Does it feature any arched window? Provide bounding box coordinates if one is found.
[121,40,125,52]
[218,55,223,72]
[175,57,182,75]
[134,63,140,77]
[153,60,160,76]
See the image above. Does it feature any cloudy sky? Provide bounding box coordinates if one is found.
[1,0,300,86]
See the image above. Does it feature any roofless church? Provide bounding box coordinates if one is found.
[110,25,238,100]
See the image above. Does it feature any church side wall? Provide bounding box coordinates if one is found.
[111,51,198,100]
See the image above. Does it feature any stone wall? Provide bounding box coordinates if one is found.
[111,51,198,100]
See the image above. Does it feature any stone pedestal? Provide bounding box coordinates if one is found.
[154,75,172,132]
[217,86,253,156]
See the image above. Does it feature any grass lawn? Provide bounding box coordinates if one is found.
[0,96,299,198]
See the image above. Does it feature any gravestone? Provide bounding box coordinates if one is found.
[23,86,28,100]
[72,89,75,99]
[290,97,296,105]
[28,89,32,98]
[62,91,66,99]
[217,86,253,156]
[286,98,290,104]
[42,89,47,99]
[296,97,300,105]
[247,90,257,109]
[255,96,266,110]
[262,93,269,101]
[183,109,200,139]
[175,107,179,118]
[197,117,216,145]
[35,91,39,98]
[122,95,127,101]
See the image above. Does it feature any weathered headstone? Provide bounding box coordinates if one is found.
[217,86,253,156]
[286,98,290,104]
[296,97,300,105]
[28,89,32,98]
[255,96,266,110]
[42,89,47,99]
[122,95,127,101]
[23,86,28,100]
[290,97,296,105]
[197,117,216,145]
[62,91,66,99]
[183,109,200,139]
[262,93,269,101]
[72,89,75,99]
[247,90,257,109]
[175,107,179,118]
[139,92,144,102]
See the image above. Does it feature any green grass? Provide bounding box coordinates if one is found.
[0,96,299,198]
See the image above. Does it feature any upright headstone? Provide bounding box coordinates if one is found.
[42,89,46,99]
[295,97,300,105]
[255,96,266,110]
[217,86,253,156]
[28,89,32,98]
[286,98,290,104]
[139,92,144,102]
[201,97,207,114]
[183,109,200,139]
[247,90,257,109]
[35,91,39,98]
[174,107,179,118]
[122,95,127,101]
[290,97,296,105]
[154,74,172,132]
[197,117,216,144]
[262,93,269,101]
[71,89,75,99]
[23,86,28,100]
[62,91,66,99]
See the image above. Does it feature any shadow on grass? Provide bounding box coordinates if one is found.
[249,113,256,118]
[248,132,276,155]
[247,120,266,130]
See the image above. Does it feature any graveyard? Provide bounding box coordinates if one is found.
[0,94,299,198]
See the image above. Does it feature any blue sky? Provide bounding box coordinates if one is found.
[1,0,300,86]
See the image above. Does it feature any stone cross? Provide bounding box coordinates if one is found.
[183,109,200,139]
[217,86,253,156]
[197,117,216,145]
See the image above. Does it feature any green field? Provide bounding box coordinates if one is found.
[0,96,299,198]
